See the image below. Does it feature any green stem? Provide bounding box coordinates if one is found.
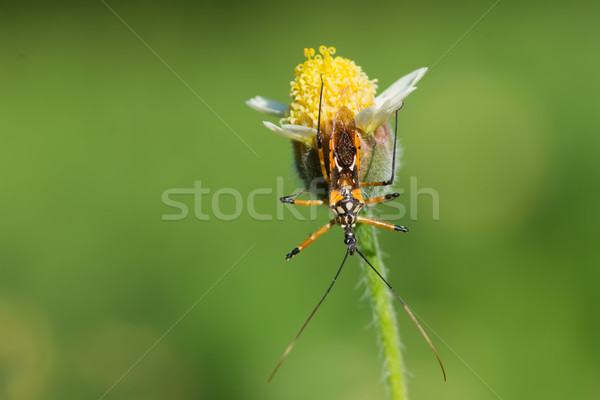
[356,217,406,400]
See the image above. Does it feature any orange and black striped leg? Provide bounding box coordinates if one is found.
[360,181,391,187]
[286,219,336,260]
[283,199,326,206]
[279,189,308,203]
[280,192,326,206]
[364,192,400,205]
[280,190,307,203]
[360,107,402,187]
[356,216,409,232]
[316,74,330,185]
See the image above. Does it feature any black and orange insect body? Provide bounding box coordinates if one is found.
[269,78,444,382]
[246,46,443,383]
[281,80,407,261]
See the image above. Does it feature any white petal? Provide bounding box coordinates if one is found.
[375,67,428,108]
[356,67,427,133]
[246,96,288,116]
[262,121,316,145]
[355,101,404,134]
[281,124,318,142]
[354,105,377,132]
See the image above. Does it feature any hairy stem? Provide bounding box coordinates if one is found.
[356,218,406,400]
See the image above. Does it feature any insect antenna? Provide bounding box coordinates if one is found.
[355,249,447,381]
[268,249,350,382]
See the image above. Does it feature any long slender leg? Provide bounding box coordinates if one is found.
[316,75,330,184]
[284,199,326,206]
[363,192,400,205]
[356,216,408,232]
[280,190,326,206]
[280,190,307,201]
[360,106,402,187]
[286,219,335,259]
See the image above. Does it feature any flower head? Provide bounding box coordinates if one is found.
[288,46,377,129]
[246,45,427,196]
[246,45,427,145]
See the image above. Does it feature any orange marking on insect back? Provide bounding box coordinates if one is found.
[351,188,364,203]
[329,189,344,208]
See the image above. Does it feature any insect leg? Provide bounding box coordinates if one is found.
[280,189,308,202]
[284,199,326,206]
[280,195,326,206]
[286,219,335,260]
[363,192,401,205]
[360,106,402,187]
[280,190,325,206]
[356,216,409,232]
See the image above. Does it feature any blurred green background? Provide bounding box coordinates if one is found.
[1,0,599,399]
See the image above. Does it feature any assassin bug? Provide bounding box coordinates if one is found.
[269,76,446,381]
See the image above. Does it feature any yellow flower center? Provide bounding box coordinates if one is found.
[287,46,377,129]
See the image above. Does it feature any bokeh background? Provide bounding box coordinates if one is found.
[1,1,598,399]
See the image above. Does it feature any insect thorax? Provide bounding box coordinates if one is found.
[330,186,364,228]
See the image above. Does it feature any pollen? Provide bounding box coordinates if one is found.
[287,46,377,129]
